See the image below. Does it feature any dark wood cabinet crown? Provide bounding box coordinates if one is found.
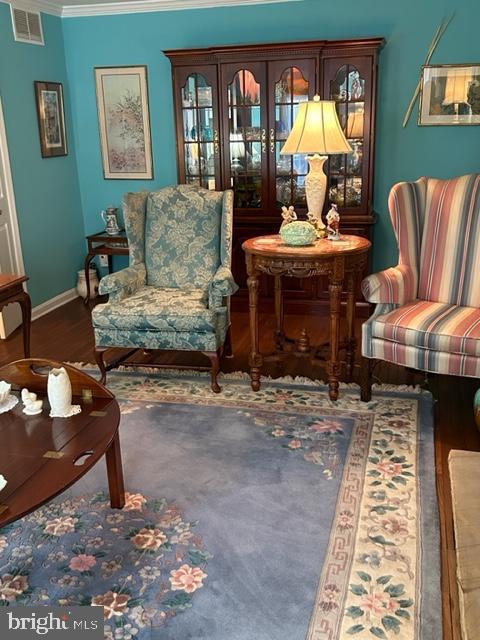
[164,37,384,312]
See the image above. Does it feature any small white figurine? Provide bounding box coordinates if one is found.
[280,205,297,229]
[326,203,341,241]
[21,388,43,416]
[0,475,7,492]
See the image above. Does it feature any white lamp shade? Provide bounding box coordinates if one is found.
[281,97,352,155]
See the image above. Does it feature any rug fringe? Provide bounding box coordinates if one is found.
[68,362,429,398]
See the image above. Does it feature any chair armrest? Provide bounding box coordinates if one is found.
[208,265,239,308]
[98,263,146,301]
[361,264,417,305]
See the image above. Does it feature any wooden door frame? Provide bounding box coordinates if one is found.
[0,96,25,281]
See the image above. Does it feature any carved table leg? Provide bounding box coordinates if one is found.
[345,271,356,382]
[84,252,95,304]
[18,291,32,358]
[105,431,125,509]
[274,275,285,351]
[327,257,345,401]
[246,258,263,392]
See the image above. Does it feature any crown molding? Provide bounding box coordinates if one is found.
[61,0,300,18]
[3,0,300,19]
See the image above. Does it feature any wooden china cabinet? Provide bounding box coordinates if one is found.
[164,37,384,312]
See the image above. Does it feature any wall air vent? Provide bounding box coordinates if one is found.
[10,5,44,45]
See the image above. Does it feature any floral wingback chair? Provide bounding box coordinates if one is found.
[361,174,480,401]
[92,185,238,392]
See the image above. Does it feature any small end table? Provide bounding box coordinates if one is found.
[242,234,371,401]
[0,274,31,358]
[84,230,129,303]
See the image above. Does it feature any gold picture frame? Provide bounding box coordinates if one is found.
[419,63,480,126]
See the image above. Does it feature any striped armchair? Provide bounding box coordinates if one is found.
[361,174,480,401]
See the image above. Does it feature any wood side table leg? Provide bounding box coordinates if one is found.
[18,291,31,359]
[274,275,285,350]
[345,271,356,382]
[246,261,263,391]
[105,431,125,509]
[84,252,95,304]
[327,258,344,401]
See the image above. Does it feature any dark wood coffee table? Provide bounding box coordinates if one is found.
[0,359,125,529]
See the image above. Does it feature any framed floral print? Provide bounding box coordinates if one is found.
[95,65,153,179]
[34,81,68,158]
[419,64,480,125]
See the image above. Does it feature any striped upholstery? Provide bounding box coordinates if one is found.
[361,264,417,305]
[418,175,480,307]
[362,174,480,378]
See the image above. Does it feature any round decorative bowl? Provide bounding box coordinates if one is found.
[280,221,317,246]
[475,388,480,429]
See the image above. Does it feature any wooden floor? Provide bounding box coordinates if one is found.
[1,297,477,640]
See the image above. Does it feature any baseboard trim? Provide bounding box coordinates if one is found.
[32,288,79,321]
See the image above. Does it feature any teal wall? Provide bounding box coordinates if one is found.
[1,0,478,300]
[62,0,480,272]
[0,4,84,306]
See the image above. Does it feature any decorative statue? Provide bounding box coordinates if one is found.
[307,211,327,239]
[21,388,43,415]
[326,204,341,241]
[280,205,297,230]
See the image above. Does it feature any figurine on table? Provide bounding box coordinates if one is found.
[307,211,327,239]
[326,204,341,241]
[280,205,297,229]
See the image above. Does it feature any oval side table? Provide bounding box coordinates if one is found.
[242,234,371,401]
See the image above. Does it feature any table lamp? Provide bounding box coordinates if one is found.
[281,96,352,229]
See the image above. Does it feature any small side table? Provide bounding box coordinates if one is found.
[0,274,31,358]
[84,230,129,302]
[242,234,371,401]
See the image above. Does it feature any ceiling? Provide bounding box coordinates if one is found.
[5,0,300,18]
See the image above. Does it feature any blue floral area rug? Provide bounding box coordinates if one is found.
[0,371,440,640]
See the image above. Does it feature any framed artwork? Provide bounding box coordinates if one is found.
[34,81,68,158]
[419,64,480,125]
[95,65,153,179]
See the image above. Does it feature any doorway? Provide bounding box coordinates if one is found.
[0,95,25,339]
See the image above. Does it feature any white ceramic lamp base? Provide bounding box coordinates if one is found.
[305,154,328,229]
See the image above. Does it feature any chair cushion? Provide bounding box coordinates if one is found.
[92,286,223,333]
[371,300,480,357]
[145,185,223,289]
[418,174,480,307]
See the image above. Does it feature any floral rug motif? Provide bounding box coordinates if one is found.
[0,492,210,638]
[0,370,440,640]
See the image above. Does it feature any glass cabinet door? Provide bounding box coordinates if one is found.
[221,63,268,213]
[323,57,373,214]
[173,66,221,190]
[268,60,316,212]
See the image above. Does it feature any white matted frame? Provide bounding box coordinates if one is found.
[419,63,480,126]
[95,65,153,179]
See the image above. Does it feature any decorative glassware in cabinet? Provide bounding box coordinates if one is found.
[228,70,263,209]
[181,73,216,190]
[274,67,310,209]
[329,64,365,208]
